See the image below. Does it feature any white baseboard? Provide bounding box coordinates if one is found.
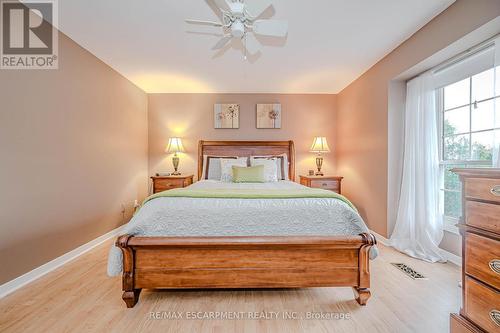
[0,225,125,299]
[442,250,462,266]
[369,230,462,267]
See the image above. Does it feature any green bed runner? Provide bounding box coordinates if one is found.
[142,187,357,211]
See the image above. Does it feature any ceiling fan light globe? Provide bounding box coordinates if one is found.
[231,20,245,38]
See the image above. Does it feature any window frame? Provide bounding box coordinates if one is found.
[437,70,499,234]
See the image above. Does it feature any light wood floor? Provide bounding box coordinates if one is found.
[0,240,461,333]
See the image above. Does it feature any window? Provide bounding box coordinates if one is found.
[438,67,499,233]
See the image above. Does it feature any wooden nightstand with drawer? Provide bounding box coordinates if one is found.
[450,168,500,333]
[151,175,193,194]
[299,175,343,194]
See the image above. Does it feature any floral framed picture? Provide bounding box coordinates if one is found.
[256,104,281,129]
[214,104,239,129]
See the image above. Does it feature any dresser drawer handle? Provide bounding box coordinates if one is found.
[491,185,500,196]
[490,310,500,326]
[322,183,328,187]
[490,260,500,274]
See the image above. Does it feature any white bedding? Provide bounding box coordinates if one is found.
[107,180,376,276]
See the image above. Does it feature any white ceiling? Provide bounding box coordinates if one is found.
[58,0,455,94]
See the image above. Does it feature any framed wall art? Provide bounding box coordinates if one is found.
[214,104,239,129]
[256,103,281,129]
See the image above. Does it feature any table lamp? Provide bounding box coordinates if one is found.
[165,137,185,175]
[310,137,330,176]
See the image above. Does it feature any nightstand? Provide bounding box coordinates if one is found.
[151,175,193,194]
[299,175,343,194]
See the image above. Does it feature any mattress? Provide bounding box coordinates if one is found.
[107,180,376,276]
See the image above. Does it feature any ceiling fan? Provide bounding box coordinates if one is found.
[185,0,288,57]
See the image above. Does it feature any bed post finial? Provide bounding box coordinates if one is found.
[116,234,132,248]
[360,232,377,246]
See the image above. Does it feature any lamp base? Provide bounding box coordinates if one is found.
[172,154,181,175]
[315,155,324,176]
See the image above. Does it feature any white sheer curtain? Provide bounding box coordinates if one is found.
[389,72,446,263]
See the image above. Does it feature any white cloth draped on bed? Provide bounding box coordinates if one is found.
[107,180,377,276]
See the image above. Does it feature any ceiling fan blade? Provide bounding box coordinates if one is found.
[185,19,223,27]
[245,0,272,18]
[244,33,260,55]
[253,19,288,37]
[212,36,232,50]
[213,0,231,12]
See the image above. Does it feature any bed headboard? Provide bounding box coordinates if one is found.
[198,140,295,181]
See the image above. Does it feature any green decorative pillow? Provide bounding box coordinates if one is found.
[232,165,265,183]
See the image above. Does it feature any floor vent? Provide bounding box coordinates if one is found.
[391,263,427,279]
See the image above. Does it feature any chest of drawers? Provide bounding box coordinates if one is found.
[450,168,500,333]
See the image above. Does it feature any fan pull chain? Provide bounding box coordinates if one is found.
[244,34,248,60]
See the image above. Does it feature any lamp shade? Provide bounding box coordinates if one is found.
[165,137,185,153]
[310,137,331,153]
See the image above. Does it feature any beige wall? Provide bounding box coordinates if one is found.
[148,94,337,179]
[0,32,148,284]
[336,0,500,243]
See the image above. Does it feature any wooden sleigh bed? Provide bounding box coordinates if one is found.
[116,140,376,308]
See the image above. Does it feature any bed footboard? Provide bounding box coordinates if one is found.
[116,233,376,308]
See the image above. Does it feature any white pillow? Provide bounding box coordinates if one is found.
[202,155,238,180]
[250,158,278,182]
[220,158,248,182]
[250,154,289,180]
